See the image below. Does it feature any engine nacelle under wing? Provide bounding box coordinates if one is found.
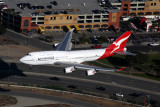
[65,66,75,73]
[87,69,96,76]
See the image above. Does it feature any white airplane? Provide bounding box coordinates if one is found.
[20,29,135,76]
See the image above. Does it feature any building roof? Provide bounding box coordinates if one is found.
[3,0,105,17]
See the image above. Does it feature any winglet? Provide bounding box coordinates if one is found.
[70,28,75,32]
[119,67,126,71]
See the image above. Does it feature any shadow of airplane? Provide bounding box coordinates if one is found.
[0,87,10,92]
[0,59,26,79]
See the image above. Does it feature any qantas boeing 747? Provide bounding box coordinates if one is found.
[20,29,135,76]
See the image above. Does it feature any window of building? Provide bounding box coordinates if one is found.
[129,13,136,16]
[101,24,108,27]
[53,26,60,29]
[38,17,44,20]
[94,20,100,22]
[122,13,127,16]
[86,20,92,23]
[67,16,69,19]
[78,25,84,28]
[102,20,108,22]
[45,26,52,29]
[154,3,156,6]
[124,4,128,7]
[85,25,92,28]
[151,3,153,6]
[138,3,145,6]
[32,18,36,21]
[51,17,56,20]
[37,22,44,24]
[138,8,144,10]
[61,26,66,29]
[131,4,137,6]
[78,16,85,19]
[70,25,74,28]
[87,16,92,19]
[78,21,84,23]
[102,15,108,18]
[153,12,160,15]
[66,16,72,20]
[123,8,128,11]
[93,24,100,28]
[23,20,29,27]
[94,15,101,18]
[145,12,152,15]
[131,8,136,11]
[137,12,144,15]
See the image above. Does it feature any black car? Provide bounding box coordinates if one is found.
[67,85,77,89]
[96,86,106,91]
[49,77,60,81]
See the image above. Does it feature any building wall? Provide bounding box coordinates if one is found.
[120,1,131,16]
[145,0,160,10]
[39,22,109,31]
[21,17,38,32]
[44,14,78,25]
[108,11,120,29]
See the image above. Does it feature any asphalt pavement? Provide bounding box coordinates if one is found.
[0,62,160,105]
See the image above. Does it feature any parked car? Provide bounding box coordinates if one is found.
[49,77,60,81]
[148,43,159,46]
[67,85,77,89]
[115,93,124,97]
[96,86,106,91]
[91,44,102,49]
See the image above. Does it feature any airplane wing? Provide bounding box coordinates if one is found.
[56,28,74,51]
[54,62,119,72]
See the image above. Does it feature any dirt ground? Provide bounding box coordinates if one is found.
[0,95,17,106]
[0,44,40,62]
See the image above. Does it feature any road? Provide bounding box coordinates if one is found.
[0,62,160,105]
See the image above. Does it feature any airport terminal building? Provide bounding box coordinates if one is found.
[1,0,160,33]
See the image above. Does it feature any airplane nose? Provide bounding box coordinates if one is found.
[20,57,25,63]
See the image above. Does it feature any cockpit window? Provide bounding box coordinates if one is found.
[26,53,31,56]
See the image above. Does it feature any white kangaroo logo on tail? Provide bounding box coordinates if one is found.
[110,35,130,54]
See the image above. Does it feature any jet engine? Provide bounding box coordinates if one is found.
[124,47,127,52]
[53,43,60,48]
[64,66,75,73]
[87,69,96,76]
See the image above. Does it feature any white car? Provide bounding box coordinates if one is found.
[149,43,159,46]
[116,93,124,97]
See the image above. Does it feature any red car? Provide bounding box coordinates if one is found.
[91,44,102,48]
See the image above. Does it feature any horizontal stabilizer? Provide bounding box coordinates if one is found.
[114,51,136,56]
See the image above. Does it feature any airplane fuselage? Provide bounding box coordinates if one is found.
[20,48,114,65]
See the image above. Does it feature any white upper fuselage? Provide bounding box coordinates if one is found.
[20,49,107,65]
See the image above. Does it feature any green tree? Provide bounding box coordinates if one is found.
[79,35,90,44]
[0,25,6,34]
[97,36,108,43]
[125,53,148,68]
